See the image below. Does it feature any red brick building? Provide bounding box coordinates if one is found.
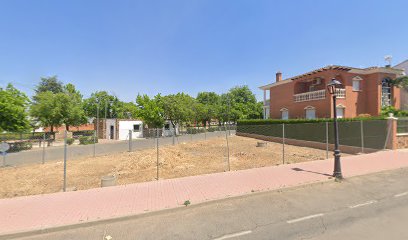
[259,65,404,119]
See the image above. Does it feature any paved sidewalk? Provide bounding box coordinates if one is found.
[1,150,408,237]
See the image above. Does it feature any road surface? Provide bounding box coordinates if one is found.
[9,167,408,240]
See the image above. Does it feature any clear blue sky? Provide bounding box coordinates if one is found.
[0,0,407,102]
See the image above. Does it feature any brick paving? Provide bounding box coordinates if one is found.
[1,149,408,236]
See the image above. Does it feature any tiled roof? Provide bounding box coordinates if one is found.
[289,65,353,81]
[259,65,403,90]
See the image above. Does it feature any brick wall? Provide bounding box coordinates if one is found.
[269,69,399,119]
[397,134,408,148]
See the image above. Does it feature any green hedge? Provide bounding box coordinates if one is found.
[237,118,388,150]
[79,136,98,145]
[207,126,222,132]
[72,130,95,138]
[237,117,386,126]
[66,138,75,145]
[186,128,206,134]
[0,132,46,141]
[8,141,33,153]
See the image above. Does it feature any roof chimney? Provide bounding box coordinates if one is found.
[276,71,282,82]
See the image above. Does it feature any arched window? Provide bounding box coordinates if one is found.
[352,76,363,91]
[280,108,289,120]
[381,78,392,107]
[336,104,345,119]
[304,106,316,119]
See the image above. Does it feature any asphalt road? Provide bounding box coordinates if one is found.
[10,167,408,240]
[3,131,233,166]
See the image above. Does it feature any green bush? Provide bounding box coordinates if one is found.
[381,106,408,117]
[0,132,45,141]
[8,141,33,153]
[66,138,75,145]
[207,126,220,132]
[79,136,98,145]
[72,130,95,138]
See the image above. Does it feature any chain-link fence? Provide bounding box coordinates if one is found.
[237,119,390,152]
[0,120,396,199]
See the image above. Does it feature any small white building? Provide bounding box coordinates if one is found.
[97,118,144,140]
[118,120,143,140]
[163,121,179,137]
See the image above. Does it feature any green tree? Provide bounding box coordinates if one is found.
[217,86,262,123]
[115,101,138,119]
[31,78,87,131]
[162,93,195,128]
[59,84,87,130]
[83,91,120,119]
[136,94,164,128]
[196,92,220,126]
[391,76,408,90]
[30,91,62,132]
[0,84,30,132]
[35,76,64,95]
[31,76,65,131]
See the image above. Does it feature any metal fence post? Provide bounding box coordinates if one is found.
[172,128,175,145]
[128,130,132,152]
[326,121,329,159]
[282,123,285,164]
[156,128,159,180]
[360,120,365,153]
[204,126,207,140]
[1,135,5,167]
[225,125,230,171]
[63,130,67,192]
[93,130,96,157]
[42,132,46,164]
[2,150,5,167]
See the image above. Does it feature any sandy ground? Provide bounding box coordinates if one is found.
[0,135,329,199]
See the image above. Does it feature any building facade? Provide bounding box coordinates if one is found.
[96,118,143,140]
[259,65,403,119]
[394,60,408,110]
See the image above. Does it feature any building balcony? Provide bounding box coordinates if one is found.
[294,89,345,102]
[263,99,270,107]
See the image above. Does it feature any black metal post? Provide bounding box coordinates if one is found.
[332,94,343,179]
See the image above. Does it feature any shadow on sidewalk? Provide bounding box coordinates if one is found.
[291,167,332,177]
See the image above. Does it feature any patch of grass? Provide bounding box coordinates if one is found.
[183,200,191,206]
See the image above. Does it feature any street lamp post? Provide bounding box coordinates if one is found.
[327,78,343,179]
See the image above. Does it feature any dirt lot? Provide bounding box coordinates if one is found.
[0,135,329,199]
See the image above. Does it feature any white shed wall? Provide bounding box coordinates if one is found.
[118,120,143,140]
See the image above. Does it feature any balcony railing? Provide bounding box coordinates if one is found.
[335,88,346,98]
[294,89,345,102]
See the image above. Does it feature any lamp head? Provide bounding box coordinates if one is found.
[327,78,342,95]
